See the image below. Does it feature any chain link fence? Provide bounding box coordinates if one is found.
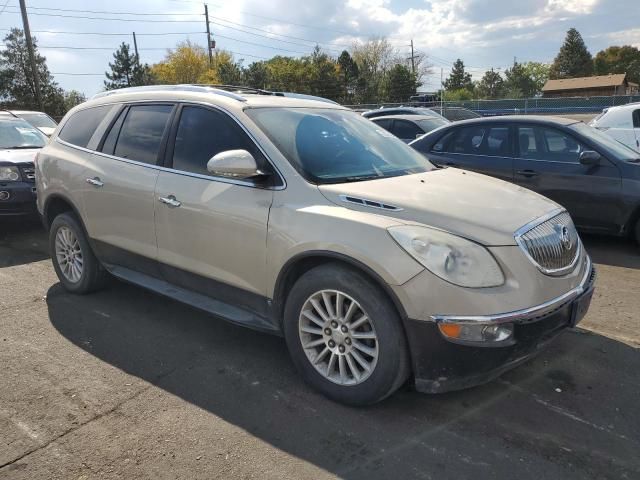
[345,95,640,116]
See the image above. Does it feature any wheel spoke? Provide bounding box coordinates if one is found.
[353,341,377,357]
[327,352,337,375]
[338,355,347,384]
[343,301,357,324]
[345,353,361,381]
[314,347,330,365]
[349,315,369,330]
[322,292,335,318]
[302,309,325,328]
[300,325,323,335]
[350,349,371,372]
[335,292,344,319]
[303,338,326,349]
[351,331,376,340]
[310,298,330,323]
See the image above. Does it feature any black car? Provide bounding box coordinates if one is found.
[428,106,481,121]
[371,114,450,142]
[361,107,448,121]
[410,115,640,241]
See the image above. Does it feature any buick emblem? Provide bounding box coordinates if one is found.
[557,224,572,251]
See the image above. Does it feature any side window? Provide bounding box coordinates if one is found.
[430,131,455,153]
[517,127,537,158]
[171,106,266,177]
[484,127,510,156]
[113,105,173,165]
[393,120,423,139]
[447,126,486,154]
[58,105,113,148]
[100,108,126,155]
[373,118,393,131]
[540,127,583,163]
[633,109,640,128]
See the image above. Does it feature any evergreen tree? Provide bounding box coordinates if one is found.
[243,61,269,89]
[337,50,359,103]
[443,59,473,91]
[104,43,153,90]
[385,64,418,102]
[0,28,66,116]
[549,28,593,79]
[476,68,504,99]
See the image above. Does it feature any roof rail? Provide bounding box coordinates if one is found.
[1,109,19,118]
[91,84,247,102]
[196,84,274,95]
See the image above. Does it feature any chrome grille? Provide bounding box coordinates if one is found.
[515,210,580,276]
[19,164,35,182]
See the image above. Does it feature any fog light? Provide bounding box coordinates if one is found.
[438,322,514,344]
[0,191,10,201]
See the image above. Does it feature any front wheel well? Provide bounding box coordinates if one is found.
[273,253,408,326]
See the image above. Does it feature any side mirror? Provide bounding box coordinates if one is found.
[579,150,601,166]
[206,149,267,179]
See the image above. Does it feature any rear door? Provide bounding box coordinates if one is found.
[423,123,514,182]
[633,108,640,152]
[81,103,175,273]
[513,124,622,232]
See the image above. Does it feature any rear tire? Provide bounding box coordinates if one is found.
[49,212,107,294]
[283,263,410,406]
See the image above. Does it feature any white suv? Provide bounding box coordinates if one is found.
[36,85,595,405]
[590,102,640,152]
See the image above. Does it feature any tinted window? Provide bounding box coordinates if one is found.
[485,127,510,156]
[394,120,423,139]
[59,105,112,148]
[518,126,585,163]
[447,126,486,154]
[517,127,537,158]
[633,109,640,128]
[372,118,393,131]
[113,105,173,165]
[429,131,455,153]
[101,108,126,155]
[171,106,263,177]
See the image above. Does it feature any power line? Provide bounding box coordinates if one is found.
[2,8,203,22]
[0,28,206,36]
[27,6,203,16]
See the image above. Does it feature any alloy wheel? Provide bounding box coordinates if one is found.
[54,226,84,283]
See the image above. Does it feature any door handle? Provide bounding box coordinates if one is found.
[516,169,538,178]
[86,177,104,187]
[158,195,181,208]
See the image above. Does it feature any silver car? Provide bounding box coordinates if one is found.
[36,85,595,405]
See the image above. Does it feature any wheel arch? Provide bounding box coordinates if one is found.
[272,251,409,328]
[43,193,85,233]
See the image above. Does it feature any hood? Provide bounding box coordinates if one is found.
[37,127,55,136]
[0,148,40,165]
[318,168,560,246]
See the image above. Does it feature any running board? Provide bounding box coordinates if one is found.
[105,264,280,334]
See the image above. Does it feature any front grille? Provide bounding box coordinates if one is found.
[20,164,35,182]
[515,211,580,276]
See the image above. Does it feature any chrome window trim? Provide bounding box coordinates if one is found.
[431,255,593,325]
[514,207,581,276]
[54,99,287,191]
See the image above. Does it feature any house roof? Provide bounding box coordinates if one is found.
[542,74,628,92]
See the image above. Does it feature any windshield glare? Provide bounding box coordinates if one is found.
[0,119,47,149]
[571,123,639,160]
[247,108,434,183]
[18,113,57,128]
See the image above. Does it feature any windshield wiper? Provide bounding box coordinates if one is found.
[342,174,384,183]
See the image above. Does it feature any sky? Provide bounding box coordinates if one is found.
[0,0,639,97]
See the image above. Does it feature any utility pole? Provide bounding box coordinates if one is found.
[407,39,418,76]
[204,4,213,67]
[132,31,139,65]
[18,0,43,111]
[440,67,444,111]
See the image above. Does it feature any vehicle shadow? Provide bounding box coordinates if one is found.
[46,281,640,479]
[0,216,49,268]
[581,234,639,270]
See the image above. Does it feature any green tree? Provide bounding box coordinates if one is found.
[214,50,243,84]
[151,40,216,84]
[104,42,153,90]
[384,64,419,102]
[443,88,474,101]
[351,38,397,103]
[593,45,640,84]
[63,90,86,112]
[243,61,269,89]
[476,68,504,99]
[337,50,359,103]
[443,59,473,91]
[0,28,66,116]
[504,62,537,97]
[307,47,341,101]
[549,28,593,79]
[520,62,550,95]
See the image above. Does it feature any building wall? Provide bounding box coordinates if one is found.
[543,86,629,97]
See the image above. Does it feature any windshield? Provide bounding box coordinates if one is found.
[0,119,47,149]
[17,113,57,129]
[246,108,434,184]
[570,123,639,160]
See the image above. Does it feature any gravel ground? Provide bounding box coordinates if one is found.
[1,218,639,479]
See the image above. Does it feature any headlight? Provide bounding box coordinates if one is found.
[388,225,504,288]
[0,166,20,181]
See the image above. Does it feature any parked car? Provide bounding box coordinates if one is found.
[8,110,58,136]
[590,102,640,152]
[410,116,640,242]
[371,114,449,142]
[429,106,482,121]
[362,106,448,121]
[37,86,594,405]
[0,116,47,215]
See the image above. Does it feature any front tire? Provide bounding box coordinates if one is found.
[283,263,410,406]
[49,212,107,294]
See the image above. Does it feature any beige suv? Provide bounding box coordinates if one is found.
[36,85,595,405]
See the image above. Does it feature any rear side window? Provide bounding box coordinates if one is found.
[58,105,112,148]
[394,120,423,139]
[170,106,265,177]
[448,126,486,154]
[111,105,173,165]
[633,109,640,128]
[372,118,393,131]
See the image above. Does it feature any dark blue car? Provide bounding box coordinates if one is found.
[410,116,640,242]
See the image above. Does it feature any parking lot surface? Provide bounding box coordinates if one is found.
[1,219,639,479]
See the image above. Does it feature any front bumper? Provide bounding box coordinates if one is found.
[406,257,596,393]
[0,181,37,216]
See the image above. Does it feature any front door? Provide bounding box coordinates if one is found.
[154,105,275,315]
[513,125,622,233]
[81,103,175,272]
